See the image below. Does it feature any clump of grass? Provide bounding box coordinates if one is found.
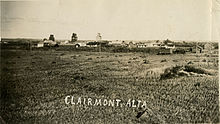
[72,73,86,80]
[193,60,200,62]
[160,65,213,80]
[187,61,193,64]
[133,57,138,60]
[60,53,65,56]
[73,75,85,80]
[173,59,178,62]
[161,59,167,62]
[71,55,77,59]
[143,59,149,64]
[140,55,146,58]
[184,65,211,75]
[160,66,183,80]
[202,59,206,62]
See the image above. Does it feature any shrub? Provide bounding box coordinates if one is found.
[161,59,167,62]
[160,66,183,80]
[173,60,178,62]
[202,59,206,62]
[143,59,149,64]
[184,65,211,75]
[187,61,193,64]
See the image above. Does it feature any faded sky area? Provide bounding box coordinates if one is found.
[1,0,219,41]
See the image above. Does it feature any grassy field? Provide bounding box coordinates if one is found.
[0,49,219,123]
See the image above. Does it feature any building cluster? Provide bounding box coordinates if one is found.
[33,33,217,56]
[123,40,175,49]
[194,43,218,55]
[34,33,177,49]
[35,33,176,49]
[35,33,102,48]
[34,34,57,47]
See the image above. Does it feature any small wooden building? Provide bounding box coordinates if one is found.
[37,41,44,47]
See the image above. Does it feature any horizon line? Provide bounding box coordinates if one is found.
[1,37,219,42]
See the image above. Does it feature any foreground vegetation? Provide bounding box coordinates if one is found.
[0,48,219,123]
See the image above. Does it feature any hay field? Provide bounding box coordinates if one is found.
[1,49,219,123]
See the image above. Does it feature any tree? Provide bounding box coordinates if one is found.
[71,33,78,42]
[49,34,55,41]
[96,33,102,41]
[164,39,172,45]
[43,38,47,41]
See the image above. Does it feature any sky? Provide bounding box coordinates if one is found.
[1,0,219,41]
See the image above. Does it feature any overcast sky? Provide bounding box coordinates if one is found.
[1,0,219,41]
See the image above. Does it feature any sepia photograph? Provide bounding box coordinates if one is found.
[1,0,220,123]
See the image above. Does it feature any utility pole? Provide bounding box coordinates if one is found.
[96,33,102,53]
